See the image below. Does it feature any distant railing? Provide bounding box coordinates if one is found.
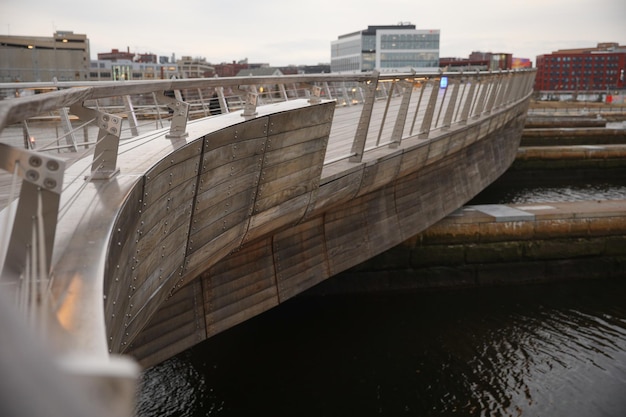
[1,70,535,161]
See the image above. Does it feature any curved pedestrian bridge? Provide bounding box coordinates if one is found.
[0,70,534,414]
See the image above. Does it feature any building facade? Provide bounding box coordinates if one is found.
[331,24,440,73]
[0,31,90,82]
[534,42,626,92]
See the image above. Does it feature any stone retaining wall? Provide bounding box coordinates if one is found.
[314,200,626,294]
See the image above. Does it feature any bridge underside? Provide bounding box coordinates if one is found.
[125,99,529,368]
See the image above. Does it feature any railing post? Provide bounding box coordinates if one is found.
[122,95,139,136]
[494,73,509,109]
[323,82,332,100]
[155,91,190,139]
[349,71,379,162]
[390,80,414,148]
[241,92,258,118]
[196,88,209,117]
[442,78,460,129]
[308,86,322,104]
[69,103,123,180]
[376,81,396,146]
[216,87,229,114]
[484,74,501,114]
[0,144,65,283]
[472,76,490,118]
[59,107,78,152]
[341,82,352,107]
[22,121,35,149]
[409,81,427,136]
[418,80,440,138]
[459,77,477,124]
[279,83,288,101]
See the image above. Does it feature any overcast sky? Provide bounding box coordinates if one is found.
[2,0,625,66]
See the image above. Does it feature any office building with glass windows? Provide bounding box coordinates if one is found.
[330,24,440,73]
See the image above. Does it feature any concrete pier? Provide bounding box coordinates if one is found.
[314,200,626,294]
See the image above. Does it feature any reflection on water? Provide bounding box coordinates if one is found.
[469,180,626,205]
[136,279,626,417]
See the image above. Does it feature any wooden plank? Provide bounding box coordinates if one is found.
[142,157,200,206]
[145,139,203,180]
[203,117,268,152]
[199,153,262,191]
[202,136,266,174]
[188,206,250,252]
[267,123,331,150]
[262,137,328,167]
[267,101,334,135]
[195,170,257,213]
[191,189,253,236]
[246,194,310,239]
[256,167,318,208]
[138,178,196,234]
[184,224,246,275]
[356,155,402,197]
[260,148,325,183]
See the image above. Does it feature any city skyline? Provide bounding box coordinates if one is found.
[2,0,625,66]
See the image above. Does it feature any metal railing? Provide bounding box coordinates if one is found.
[1,70,535,160]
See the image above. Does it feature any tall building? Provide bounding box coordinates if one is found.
[0,31,90,82]
[534,42,626,92]
[330,24,440,73]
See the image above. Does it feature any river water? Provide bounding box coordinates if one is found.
[136,182,626,417]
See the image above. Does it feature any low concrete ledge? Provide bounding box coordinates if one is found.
[313,200,626,294]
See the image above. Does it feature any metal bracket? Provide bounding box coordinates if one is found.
[0,144,65,282]
[241,92,258,118]
[156,91,190,139]
[308,86,322,104]
[70,103,122,180]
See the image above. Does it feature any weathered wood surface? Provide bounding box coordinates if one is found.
[127,98,530,367]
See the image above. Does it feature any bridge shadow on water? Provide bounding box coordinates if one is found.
[137,277,626,417]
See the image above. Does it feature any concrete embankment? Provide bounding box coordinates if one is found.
[505,125,626,180]
[315,200,626,293]
[310,119,626,294]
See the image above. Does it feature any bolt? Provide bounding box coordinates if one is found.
[29,156,42,167]
[26,170,39,181]
[43,178,57,189]
[46,160,59,171]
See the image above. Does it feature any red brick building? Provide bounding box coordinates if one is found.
[534,42,626,92]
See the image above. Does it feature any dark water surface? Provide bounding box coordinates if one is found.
[469,179,626,205]
[136,279,626,417]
